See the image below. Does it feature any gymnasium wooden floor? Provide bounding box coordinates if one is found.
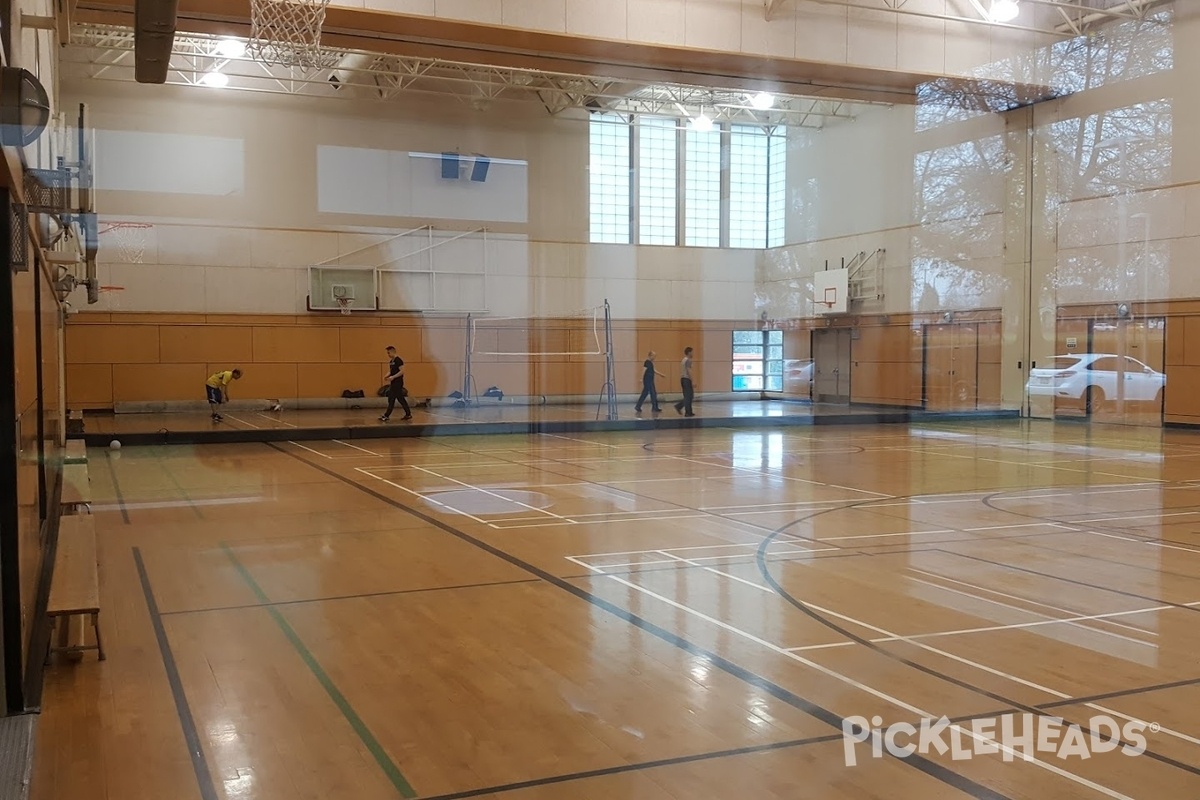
[32,421,1200,799]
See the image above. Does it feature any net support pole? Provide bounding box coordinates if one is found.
[596,299,617,421]
[463,313,474,405]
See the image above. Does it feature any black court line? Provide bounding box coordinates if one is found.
[754,498,1200,782]
[936,549,1200,615]
[414,706,1017,800]
[1038,676,1200,711]
[271,443,1015,800]
[159,577,542,616]
[104,450,131,524]
[133,547,218,800]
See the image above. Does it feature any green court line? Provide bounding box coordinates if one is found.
[220,543,418,798]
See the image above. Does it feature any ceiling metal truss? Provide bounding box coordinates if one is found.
[765,0,1172,37]
[63,24,875,128]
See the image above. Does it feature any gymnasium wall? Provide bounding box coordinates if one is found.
[60,80,758,321]
[64,313,736,409]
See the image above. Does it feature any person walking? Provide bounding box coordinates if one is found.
[205,368,242,422]
[634,350,664,413]
[380,345,412,422]
[674,346,695,417]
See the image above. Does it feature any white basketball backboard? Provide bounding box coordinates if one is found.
[813,268,849,315]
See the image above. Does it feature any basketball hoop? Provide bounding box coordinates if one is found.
[336,296,354,315]
[99,223,152,264]
[247,0,335,69]
[820,287,838,311]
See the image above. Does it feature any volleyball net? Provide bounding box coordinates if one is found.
[461,301,618,419]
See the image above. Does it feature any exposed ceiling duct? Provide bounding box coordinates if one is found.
[133,0,179,83]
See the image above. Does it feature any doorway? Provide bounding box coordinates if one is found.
[925,323,979,411]
[812,328,851,403]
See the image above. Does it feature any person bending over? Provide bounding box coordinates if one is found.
[206,368,242,421]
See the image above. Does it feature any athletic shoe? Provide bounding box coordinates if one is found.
[674,403,683,414]
[402,415,413,421]
[379,415,389,422]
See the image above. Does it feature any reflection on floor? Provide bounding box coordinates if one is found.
[33,420,1200,800]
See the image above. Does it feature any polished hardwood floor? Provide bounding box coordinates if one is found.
[32,421,1200,799]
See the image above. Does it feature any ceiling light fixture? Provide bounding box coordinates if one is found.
[749,91,775,110]
[215,38,246,58]
[200,70,229,88]
[690,112,713,132]
[989,0,1019,22]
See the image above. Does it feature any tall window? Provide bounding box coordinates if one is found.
[589,113,631,244]
[589,115,786,248]
[729,125,769,248]
[685,126,721,247]
[638,116,678,245]
[767,130,787,247]
[731,330,783,392]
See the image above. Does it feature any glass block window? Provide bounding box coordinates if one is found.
[638,116,678,245]
[589,113,631,244]
[685,125,722,247]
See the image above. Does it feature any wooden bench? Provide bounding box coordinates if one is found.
[61,463,91,514]
[64,439,87,464]
[66,409,84,436]
[46,514,105,663]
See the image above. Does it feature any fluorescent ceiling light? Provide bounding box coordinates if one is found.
[749,91,775,110]
[200,70,229,88]
[690,112,713,132]
[215,38,246,58]
[989,0,1019,22]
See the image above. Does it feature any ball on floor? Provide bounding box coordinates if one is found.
[109,440,121,450]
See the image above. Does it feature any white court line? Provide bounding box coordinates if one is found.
[540,433,618,449]
[573,539,816,559]
[1084,530,1200,555]
[700,499,861,511]
[223,413,260,429]
[573,559,1135,800]
[356,468,498,528]
[905,579,1159,647]
[288,440,332,459]
[1067,511,1200,524]
[333,440,383,456]
[816,529,955,542]
[407,465,573,523]
[659,453,894,498]
[907,568,1156,639]
[962,522,1068,532]
[257,412,296,428]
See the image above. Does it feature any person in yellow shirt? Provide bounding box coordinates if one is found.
[206,368,242,421]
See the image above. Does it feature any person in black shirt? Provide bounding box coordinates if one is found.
[634,350,665,413]
[380,346,412,422]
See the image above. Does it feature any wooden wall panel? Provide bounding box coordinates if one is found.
[66,324,160,364]
[253,327,341,363]
[65,313,747,407]
[1166,318,1185,367]
[220,364,298,400]
[160,326,253,364]
[66,364,114,407]
[851,324,923,407]
[339,327,422,363]
[113,363,208,402]
[296,364,383,398]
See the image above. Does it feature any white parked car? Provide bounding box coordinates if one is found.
[1026,354,1165,407]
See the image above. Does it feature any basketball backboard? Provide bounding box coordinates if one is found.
[813,268,849,315]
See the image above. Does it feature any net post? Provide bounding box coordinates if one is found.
[463,313,474,405]
[596,298,617,421]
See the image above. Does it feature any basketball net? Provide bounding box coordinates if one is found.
[247,0,335,69]
[100,223,151,264]
[336,296,354,315]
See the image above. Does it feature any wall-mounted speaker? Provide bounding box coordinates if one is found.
[470,155,490,182]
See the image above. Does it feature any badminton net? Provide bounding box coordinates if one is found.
[469,305,607,358]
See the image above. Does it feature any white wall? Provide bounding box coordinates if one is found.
[63,80,758,320]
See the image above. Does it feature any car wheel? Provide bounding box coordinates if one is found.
[1085,386,1105,415]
